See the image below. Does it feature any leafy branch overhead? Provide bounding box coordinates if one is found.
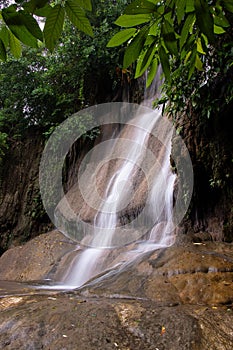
[0,0,93,60]
[107,0,233,86]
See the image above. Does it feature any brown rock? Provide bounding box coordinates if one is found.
[0,230,75,281]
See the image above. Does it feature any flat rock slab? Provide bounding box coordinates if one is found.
[0,232,233,349]
[0,293,232,350]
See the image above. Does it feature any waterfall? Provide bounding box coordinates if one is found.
[56,78,176,288]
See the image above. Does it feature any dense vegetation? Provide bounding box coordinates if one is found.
[0,0,128,158]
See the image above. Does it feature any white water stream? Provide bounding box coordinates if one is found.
[58,84,176,288]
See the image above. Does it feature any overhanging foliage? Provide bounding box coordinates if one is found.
[0,0,93,59]
[107,0,233,86]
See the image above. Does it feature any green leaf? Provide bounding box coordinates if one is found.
[180,13,195,49]
[2,6,19,25]
[135,44,157,78]
[146,58,158,87]
[65,0,93,37]
[149,22,160,36]
[2,5,38,47]
[115,14,152,27]
[76,0,92,11]
[123,27,148,68]
[157,4,165,15]
[214,14,230,28]
[159,44,171,83]
[9,30,22,58]
[124,0,156,15]
[186,0,195,13]
[184,50,191,63]
[214,25,226,34]
[34,0,48,9]
[0,27,9,49]
[145,34,156,45]
[176,0,186,24]
[223,0,233,13]
[19,11,43,41]
[196,37,205,54]
[194,0,214,43]
[188,45,197,79]
[2,4,17,15]
[44,4,65,52]
[23,0,48,13]
[8,25,38,48]
[195,53,203,70]
[0,39,6,61]
[34,5,52,17]
[107,28,136,47]
[162,20,178,55]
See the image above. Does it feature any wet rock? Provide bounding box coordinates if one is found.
[0,293,232,349]
[79,242,233,306]
[0,232,233,349]
[0,230,75,281]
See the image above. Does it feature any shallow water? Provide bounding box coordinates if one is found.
[0,280,75,298]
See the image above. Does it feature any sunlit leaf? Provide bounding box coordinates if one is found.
[149,22,160,36]
[145,34,156,45]
[135,44,157,78]
[196,37,205,54]
[214,25,226,34]
[115,14,152,27]
[186,0,195,13]
[0,27,9,49]
[123,27,148,68]
[9,30,22,58]
[44,4,65,52]
[107,28,136,47]
[195,53,203,70]
[146,58,158,87]
[65,0,93,37]
[184,50,192,63]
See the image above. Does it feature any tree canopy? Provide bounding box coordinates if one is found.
[0,0,232,122]
[0,0,127,141]
[0,0,93,59]
[108,0,233,86]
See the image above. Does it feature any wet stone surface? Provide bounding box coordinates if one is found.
[0,232,233,349]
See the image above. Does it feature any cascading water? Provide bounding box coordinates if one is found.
[58,78,177,288]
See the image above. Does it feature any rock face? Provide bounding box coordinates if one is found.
[0,231,232,349]
[0,128,51,253]
[173,98,233,242]
[0,230,75,281]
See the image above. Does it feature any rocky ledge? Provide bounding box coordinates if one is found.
[0,231,232,349]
